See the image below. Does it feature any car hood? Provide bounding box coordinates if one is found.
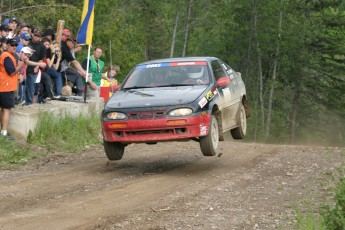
[105,86,208,109]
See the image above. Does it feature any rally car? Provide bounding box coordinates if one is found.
[101,57,249,160]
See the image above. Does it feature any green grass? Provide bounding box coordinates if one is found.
[295,163,345,230]
[0,137,42,167]
[0,111,102,168]
[295,210,325,230]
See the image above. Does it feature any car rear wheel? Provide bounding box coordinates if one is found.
[200,115,219,156]
[103,140,125,160]
[230,103,247,139]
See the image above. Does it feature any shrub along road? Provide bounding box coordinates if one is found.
[0,139,344,229]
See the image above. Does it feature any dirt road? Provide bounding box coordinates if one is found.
[0,138,344,230]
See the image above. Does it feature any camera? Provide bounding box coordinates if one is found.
[54,50,59,55]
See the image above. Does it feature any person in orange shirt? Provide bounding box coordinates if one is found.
[0,39,28,139]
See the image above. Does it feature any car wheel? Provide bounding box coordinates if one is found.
[200,115,219,156]
[103,140,125,160]
[230,103,247,139]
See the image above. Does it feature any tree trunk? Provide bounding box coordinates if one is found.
[290,81,300,143]
[182,0,193,57]
[265,8,283,139]
[253,3,265,132]
[170,11,179,58]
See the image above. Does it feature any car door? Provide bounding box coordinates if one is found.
[210,60,237,131]
[219,61,242,107]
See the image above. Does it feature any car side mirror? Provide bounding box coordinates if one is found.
[216,77,230,87]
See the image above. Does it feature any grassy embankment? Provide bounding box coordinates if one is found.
[0,111,101,168]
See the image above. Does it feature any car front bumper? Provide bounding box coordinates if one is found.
[102,114,211,143]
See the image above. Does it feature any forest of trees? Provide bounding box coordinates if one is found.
[1,0,344,146]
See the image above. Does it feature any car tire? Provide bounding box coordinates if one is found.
[200,115,219,156]
[103,140,125,160]
[230,103,247,139]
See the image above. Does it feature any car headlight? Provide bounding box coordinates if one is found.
[106,112,127,120]
[168,108,193,117]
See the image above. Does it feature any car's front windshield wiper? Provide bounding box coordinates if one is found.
[123,86,154,90]
[154,84,193,87]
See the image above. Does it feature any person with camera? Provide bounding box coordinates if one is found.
[42,37,62,97]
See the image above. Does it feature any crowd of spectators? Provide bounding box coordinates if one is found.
[0,17,120,140]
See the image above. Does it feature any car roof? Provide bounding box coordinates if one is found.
[139,57,218,65]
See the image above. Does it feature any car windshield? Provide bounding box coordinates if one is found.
[122,61,210,89]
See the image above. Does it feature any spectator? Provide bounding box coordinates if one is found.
[15,33,31,104]
[16,47,33,105]
[43,28,55,43]
[13,23,30,43]
[59,37,94,96]
[28,24,36,35]
[42,37,62,97]
[61,29,82,53]
[0,39,28,140]
[16,32,30,54]
[61,28,70,42]
[100,65,120,96]
[25,28,47,105]
[2,18,9,26]
[0,37,7,55]
[0,25,10,39]
[103,65,120,84]
[7,17,19,38]
[82,47,104,98]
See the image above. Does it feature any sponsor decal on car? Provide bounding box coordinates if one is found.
[198,97,208,108]
[135,62,207,70]
[198,89,218,108]
[170,61,207,66]
[200,125,208,136]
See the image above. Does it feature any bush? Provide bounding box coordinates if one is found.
[322,178,345,229]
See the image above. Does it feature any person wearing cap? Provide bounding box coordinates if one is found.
[7,17,19,39]
[61,28,70,42]
[0,39,28,139]
[25,28,48,105]
[3,18,9,26]
[43,28,55,43]
[15,46,33,104]
[58,36,94,97]
[16,32,31,54]
[61,29,82,53]
[0,25,10,39]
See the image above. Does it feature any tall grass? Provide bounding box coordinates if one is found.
[0,111,102,168]
[28,111,102,152]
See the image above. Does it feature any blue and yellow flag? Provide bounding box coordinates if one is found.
[77,0,95,45]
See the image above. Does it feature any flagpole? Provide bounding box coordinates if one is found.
[109,41,112,67]
[84,44,91,103]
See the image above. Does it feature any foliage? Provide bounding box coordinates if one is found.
[1,0,345,145]
[0,112,101,168]
[28,111,102,152]
[0,137,41,168]
[295,210,325,230]
[295,162,345,230]
[322,177,345,229]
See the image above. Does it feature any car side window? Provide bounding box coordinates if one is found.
[211,60,228,80]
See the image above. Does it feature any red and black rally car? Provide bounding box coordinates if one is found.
[101,57,249,160]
